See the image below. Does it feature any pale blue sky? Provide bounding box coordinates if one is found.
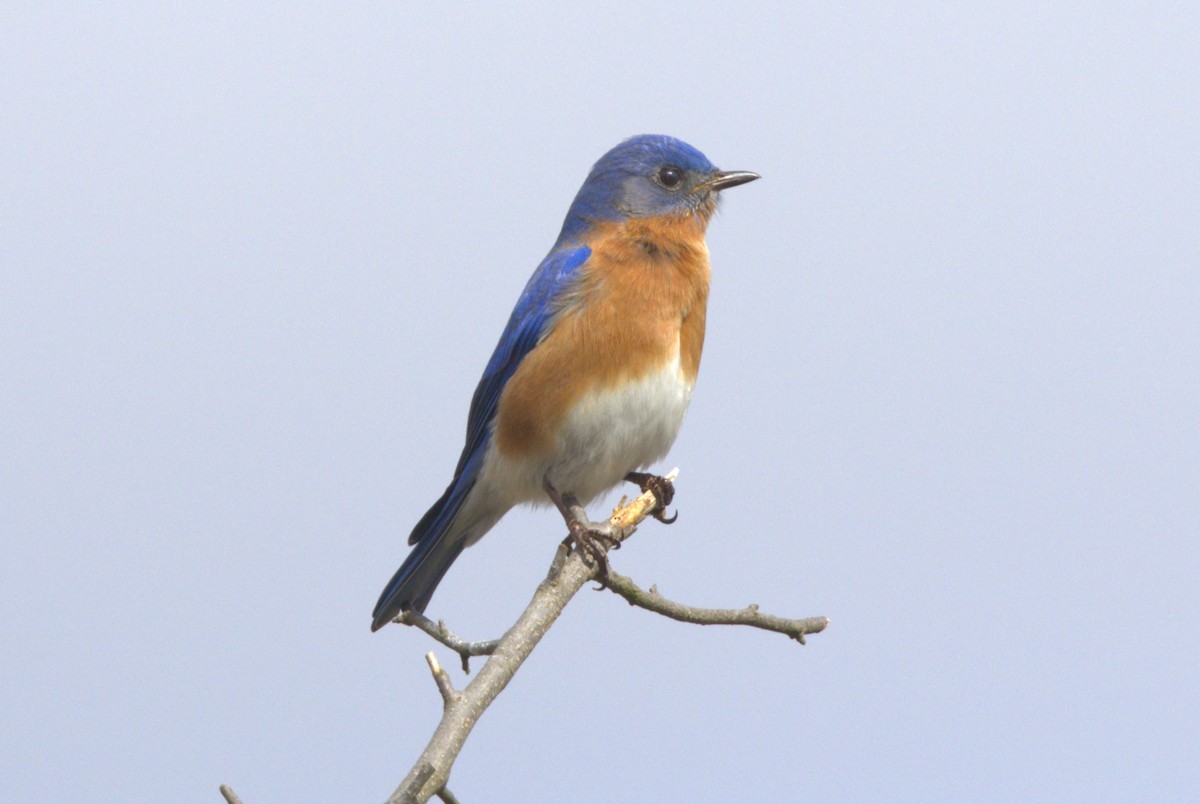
[3,4,1197,801]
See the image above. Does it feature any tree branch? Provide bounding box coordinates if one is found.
[386,471,828,803]
[424,652,459,705]
[400,611,499,673]
[388,544,601,803]
[603,571,829,644]
[386,477,674,803]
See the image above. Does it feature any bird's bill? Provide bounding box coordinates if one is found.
[702,170,761,191]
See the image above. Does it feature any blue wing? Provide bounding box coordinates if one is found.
[371,245,592,627]
[452,244,592,484]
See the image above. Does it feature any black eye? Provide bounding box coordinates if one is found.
[656,166,683,188]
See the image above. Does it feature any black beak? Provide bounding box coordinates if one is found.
[705,170,760,191]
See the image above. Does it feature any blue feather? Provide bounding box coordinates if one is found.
[370,244,592,627]
[454,244,592,485]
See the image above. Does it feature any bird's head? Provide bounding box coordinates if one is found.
[557,134,759,244]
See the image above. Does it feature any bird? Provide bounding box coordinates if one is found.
[372,134,758,631]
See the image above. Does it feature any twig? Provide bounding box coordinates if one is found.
[425,652,458,705]
[218,784,243,804]
[386,471,828,803]
[603,571,830,644]
[400,611,500,673]
[389,547,598,803]
[387,482,664,803]
[610,467,680,532]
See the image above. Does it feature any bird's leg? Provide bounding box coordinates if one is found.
[624,471,678,524]
[542,476,619,577]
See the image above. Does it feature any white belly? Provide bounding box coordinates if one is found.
[470,349,693,531]
[549,350,693,501]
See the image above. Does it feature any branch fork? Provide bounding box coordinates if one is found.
[384,471,827,803]
[220,473,828,803]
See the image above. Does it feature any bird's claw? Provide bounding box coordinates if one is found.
[653,508,678,524]
[624,471,678,525]
[545,476,619,578]
[568,521,618,580]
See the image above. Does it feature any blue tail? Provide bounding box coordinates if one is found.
[371,475,473,630]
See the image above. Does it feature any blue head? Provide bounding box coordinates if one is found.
[556,135,759,245]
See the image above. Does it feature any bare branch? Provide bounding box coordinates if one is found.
[389,547,599,803]
[610,467,680,533]
[425,652,459,705]
[387,481,665,803]
[603,571,830,644]
[218,784,243,804]
[400,611,500,673]
[385,471,828,803]
[434,787,461,804]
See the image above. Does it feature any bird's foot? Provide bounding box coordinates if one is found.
[562,520,619,583]
[624,471,678,524]
[544,475,619,581]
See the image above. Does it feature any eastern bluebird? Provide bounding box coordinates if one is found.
[372,135,758,631]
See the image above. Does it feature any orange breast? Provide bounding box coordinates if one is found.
[494,215,712,459]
